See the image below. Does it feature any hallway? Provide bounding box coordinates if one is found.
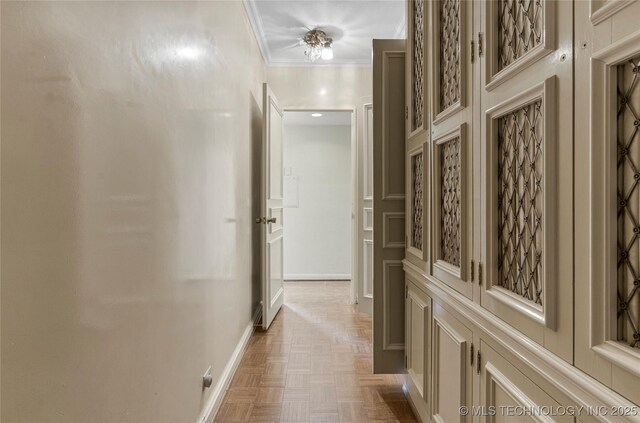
[215,281,417,423]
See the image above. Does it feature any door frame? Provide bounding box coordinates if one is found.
[282,107,358,304]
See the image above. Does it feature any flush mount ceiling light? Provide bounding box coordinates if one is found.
[302,29,333,62]
[311,113,323,117]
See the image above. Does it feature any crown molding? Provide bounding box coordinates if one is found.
[242,0,272,64]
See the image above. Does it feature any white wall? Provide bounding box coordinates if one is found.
[283,124,352,280]
[1,2,265,422]
[268,67,371,291]
[267,67,372,110]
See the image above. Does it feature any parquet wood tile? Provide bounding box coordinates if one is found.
[247,404,281,423]
[265,362,288,375]
[224,388,259,404]
[280,402,310,422]
[256,387,285,404]
[214,281,416,423]
[335,387,364,402]
[285,374,310,388]
[309,386,337,403]
[309,402,340,422]
[337,401,370,422]
[215,403,253,423]
[260,375,286,388]
[231,374,262,389]
[283,387,311,402]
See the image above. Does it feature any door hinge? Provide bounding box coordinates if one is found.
[478,33,484,57]
[476,349,481,374]
[405,106,409,120]
[470,343,474,366]
[470,260,475,282]
[405,284,409,299]
[478,262,483,286]
[470,40,475,63]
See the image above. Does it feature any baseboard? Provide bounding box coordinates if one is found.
[403,378,429,423]
[197,315,256,423]
[252,303,263,327]
[284,273,351,281]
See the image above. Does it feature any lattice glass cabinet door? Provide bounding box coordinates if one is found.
[616,55,640,350]
[407,0,427,138]
[576,0,640,404]
[406,0,429,268]
[479,0,573,360]
[429,0,474,299]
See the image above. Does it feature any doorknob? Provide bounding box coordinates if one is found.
[255,217,277,224]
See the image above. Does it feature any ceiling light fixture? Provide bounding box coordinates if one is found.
[302,29,333,62]
[311,113,323,117]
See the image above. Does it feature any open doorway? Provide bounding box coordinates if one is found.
[282,110,356,296]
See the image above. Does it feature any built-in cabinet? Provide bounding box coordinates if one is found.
[575,0,640,408]
[401,0,640,421]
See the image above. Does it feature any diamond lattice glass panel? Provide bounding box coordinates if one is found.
[440,138,461,267]
[498,0,543,71]
[497,100,544,306]
[439,0,460,112]
[413,0,425,131]
[616,55,640,349]
[412,153,424,250]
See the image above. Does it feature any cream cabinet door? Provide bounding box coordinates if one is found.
[432,302,474,423]
[574,0,640,406]
[406,0,430,271]
[405,278,431,421]
[478,341,573,423]
[478,0,573,361]
[372,39,407,374]
[429,0,476,299]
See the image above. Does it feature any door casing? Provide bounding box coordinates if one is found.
[282,107,358,304]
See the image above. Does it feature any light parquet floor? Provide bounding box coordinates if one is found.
[214,281,417,423]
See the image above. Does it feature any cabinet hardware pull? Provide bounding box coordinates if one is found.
[477,350,481,374]
[470,260,475,282]
[470,343,474,366]
[478,33,484,57]
[479,262,483,286]
[470,40,475,63]
[405,106,409,120]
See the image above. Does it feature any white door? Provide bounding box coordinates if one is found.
[372,39,406,373]
[358,100,374,314]
[260,83,284,330]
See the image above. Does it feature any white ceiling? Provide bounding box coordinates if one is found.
[284,111,352,126]
[244,0,406,67]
